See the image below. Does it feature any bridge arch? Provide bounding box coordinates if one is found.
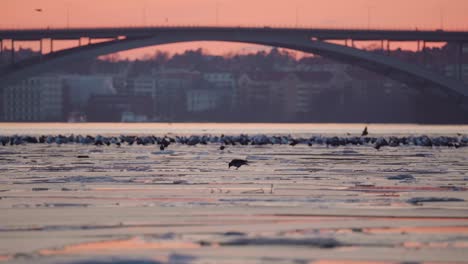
[1,30,467,98]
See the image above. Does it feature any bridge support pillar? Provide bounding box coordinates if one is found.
[11,39,14,64]
[381,40,384,51]
[422,41,427,66]
[417,40,420,52]
[0,39,2,56]
[50,38,53,53]
[458,42,463,81]
[39,39,43,56]
[78,38,81,47]
[386,41,390,55]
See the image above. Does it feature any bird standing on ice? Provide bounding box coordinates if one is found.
[228,159,249,169]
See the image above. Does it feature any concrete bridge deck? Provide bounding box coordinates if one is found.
[1,26,468,42]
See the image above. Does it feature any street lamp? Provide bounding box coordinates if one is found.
[295,4,299,28]
[34,8,44,55]
[66,2,70,28]
[216,1,219,26]
[366,5,375,30]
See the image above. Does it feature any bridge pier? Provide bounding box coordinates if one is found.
[78,38,81,47]
[0,39,2,57]
[386,40,390,55]
[50,38,53,53]
[458,42,463,81]
[11,39,14,64]
[381,40,384,51]
[422,41,427,66]
[39,39,43,56]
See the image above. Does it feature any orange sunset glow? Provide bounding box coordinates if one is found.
[3,0,468,58]
[3,0,468,29]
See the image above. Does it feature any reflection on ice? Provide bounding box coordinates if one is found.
[1,131,468,263]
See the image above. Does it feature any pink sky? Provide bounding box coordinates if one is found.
[2,0,468,58]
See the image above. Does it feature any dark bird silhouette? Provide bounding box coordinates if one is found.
[289,139,299,146]
[35,8,43,12]
[228,159,248,169]
[374,137,388,150]
[219,145,226,150]
[161,138,171,148]
[361,126,368,137]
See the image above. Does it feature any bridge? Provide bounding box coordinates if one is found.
[0,26,467,98]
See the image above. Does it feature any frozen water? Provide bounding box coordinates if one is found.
[0,124,467,263]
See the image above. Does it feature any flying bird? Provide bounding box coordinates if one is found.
[35,8,43,12]
[228,159,249,169]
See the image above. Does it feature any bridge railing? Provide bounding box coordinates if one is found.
[1,24,468,32]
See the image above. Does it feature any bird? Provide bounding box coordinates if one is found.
[361,126,368,137]
[219,145,226,150]
[35,8,43,12]
[289,139,299,146]
[374,137,388,150]
[228,159,249,169]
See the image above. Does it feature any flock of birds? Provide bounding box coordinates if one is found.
[1,130,466,150]
[1,127,466,169]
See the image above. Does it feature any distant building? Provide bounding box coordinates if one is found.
[237,72,287,121]
[203,73,236,89]
[287,72,335,116]
[187,88,224,112]
[61,74,116,111]
[112,76,130,95]
[85,95,154,122]
[0,88,4,119]
[276,62,351,73]
[154,70,201,120]
[123,70,202,120]
[2,75,64,121]
[343,68,419,123]
[121,111,149,122]
[444,64,468,84]
[237,71,334,121]
[203,72,237,110]
[132,76,158,98]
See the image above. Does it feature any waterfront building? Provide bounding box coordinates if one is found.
[3,75,63,121]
